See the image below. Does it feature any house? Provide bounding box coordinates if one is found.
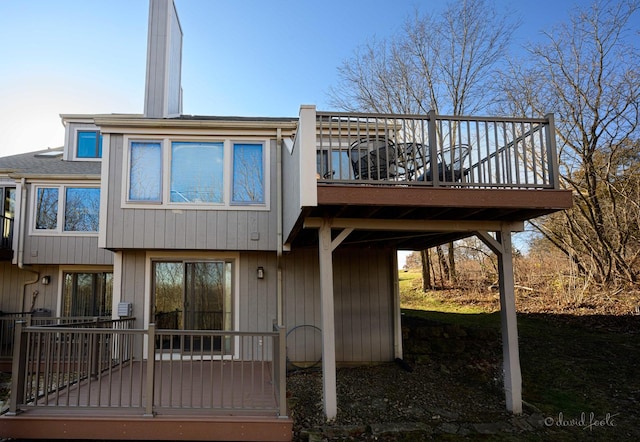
[0,0,572,440]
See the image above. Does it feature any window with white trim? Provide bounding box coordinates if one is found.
[125,139,267,208]
[34,185,100,233]
[62,271,113,317]
[76,130,103,159]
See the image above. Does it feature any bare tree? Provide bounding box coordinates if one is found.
[329,0,518,287]
[500,0,640,285]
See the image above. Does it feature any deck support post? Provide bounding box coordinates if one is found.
[318,219,337,420]
[477,227,523,414]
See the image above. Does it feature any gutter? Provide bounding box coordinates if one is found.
[17,178,39,313]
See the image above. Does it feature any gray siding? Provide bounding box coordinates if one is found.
[117,250,279,333]
[282,136,302,244]
[0,263,64,314]
[283,247,395,364]
[104,136,278,252]
[24,234,113,265]
[144,0,182,118]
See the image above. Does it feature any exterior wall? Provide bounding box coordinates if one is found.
[117,250,279,332]
[23,234,113,265]
[103,135,278,251]
[282,131,302,245]
[0,262,61,314]
[283,246,395,364]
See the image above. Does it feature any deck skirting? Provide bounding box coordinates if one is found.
[0,413,293,441]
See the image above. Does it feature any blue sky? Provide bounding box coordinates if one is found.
[0,0,593,158]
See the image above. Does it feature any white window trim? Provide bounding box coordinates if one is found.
[71,125,103,162]
[56,265,114,317]
[31,182,101,236]
[230,140,269,206]
[143,250,241,360]
[121,136,270,211]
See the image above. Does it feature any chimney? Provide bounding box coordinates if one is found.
[144,0,183,118]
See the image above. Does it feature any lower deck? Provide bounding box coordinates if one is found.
[1,360,292,441]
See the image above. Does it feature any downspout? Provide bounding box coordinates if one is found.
[17,178,39,313]
[276,128,283,326]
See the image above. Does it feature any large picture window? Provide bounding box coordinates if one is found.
[125,138,267,208]
[34,185,100,233]
[171,142,223,203]
[62,271,113,317]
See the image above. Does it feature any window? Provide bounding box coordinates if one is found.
[126,138,268,208]
[153,259,233,352]
[129,142,162,201]
[232,143,264,203]
[62,271,112,317]
[2,187,15,245]
[35,187,59,230]
[77,130,103,158]
[64,188,100,231]
[34,185,100,233]
[171,142,223,203]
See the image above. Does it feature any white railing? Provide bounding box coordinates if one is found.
[315,110,559,189]
[9,321,287,417]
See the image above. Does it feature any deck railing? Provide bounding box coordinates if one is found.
[0,315,112,358]
[9,321,287,417]
[315,110,559,189]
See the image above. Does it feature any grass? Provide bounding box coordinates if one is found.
[399,269,640,440]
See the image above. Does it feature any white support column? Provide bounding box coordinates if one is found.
[476,229,523,414]
[318,219,338,420]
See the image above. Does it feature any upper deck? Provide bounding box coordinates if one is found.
[283,106,572,249]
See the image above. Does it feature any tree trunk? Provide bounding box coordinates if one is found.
[420,249,432,291]
[447,241,457,283]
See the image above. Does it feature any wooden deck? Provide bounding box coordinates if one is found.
[0,360,293,441]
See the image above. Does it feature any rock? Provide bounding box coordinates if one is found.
[370,422,432,438]
[471,421,515,434]
[437,422,460,434]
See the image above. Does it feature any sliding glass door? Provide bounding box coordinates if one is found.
[153,260,233,352]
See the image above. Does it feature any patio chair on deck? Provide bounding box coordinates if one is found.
[418,144,472,182]
[349,137,399,180]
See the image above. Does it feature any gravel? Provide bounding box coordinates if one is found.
[286,358,536,441]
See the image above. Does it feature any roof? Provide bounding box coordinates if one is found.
[0,147,101,178]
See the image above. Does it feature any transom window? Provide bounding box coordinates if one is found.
[126,139,267,208]
[34,185,100,233]
[77,130,103,159]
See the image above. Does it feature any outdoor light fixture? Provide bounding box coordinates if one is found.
[257,267,265,279]
[41,276,51,285]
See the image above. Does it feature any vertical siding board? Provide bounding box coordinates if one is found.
[184,210,197,248]
[144,210,155,248]
[165,211,176,248]
[215,212,227,249]
[205,211,217,249]
[122,209,135,247]
[236,212,248,250]
[195,211,207,248]
[133,210,146,248]
[227,212,238,250]
[247,212,257,251]
[154,210,166,249]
